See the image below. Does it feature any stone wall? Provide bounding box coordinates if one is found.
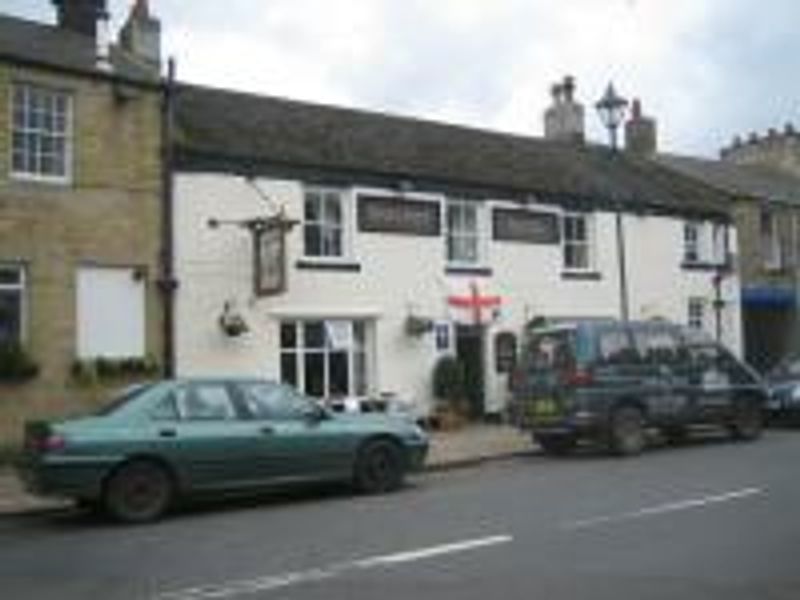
[0,63,163,446]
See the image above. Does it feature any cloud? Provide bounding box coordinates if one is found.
[4,0,799,156]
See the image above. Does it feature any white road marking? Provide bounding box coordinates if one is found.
[154,534,513,600]
[563,486,765,530]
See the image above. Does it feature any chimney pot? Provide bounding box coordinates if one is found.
[624,98,657,156]
[543,76,585,143]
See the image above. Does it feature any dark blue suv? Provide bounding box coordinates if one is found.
[510,320,766,456]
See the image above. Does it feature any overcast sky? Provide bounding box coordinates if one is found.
[6,0,799,156]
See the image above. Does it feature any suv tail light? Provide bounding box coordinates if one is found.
[25,422,66,454]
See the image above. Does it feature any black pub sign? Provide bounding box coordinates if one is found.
[492,208,560,244]
[358,195,441,236]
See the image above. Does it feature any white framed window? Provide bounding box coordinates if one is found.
[76,266,146,358]
[280,320,370,399]
[563,212,594,271]
[0,264,26,345]
[688,297,705,330]
[446,199,484,265]
[11,83,72,183]
[761,209,782,270]
[683,222,700,264]
[303,187,348,259]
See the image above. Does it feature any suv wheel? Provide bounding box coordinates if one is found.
[729,399,763,441]
[608,406,646,456]
[535,433,576,456]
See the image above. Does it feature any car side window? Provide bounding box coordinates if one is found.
[240,383,310,421]
[149,394,179,422]
[177,384,238,421]
[597,329,637,365]
[633,328,680,365]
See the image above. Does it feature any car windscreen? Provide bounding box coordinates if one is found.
[94,383,156,416]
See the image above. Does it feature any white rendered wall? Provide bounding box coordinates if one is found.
[174,173,743,416]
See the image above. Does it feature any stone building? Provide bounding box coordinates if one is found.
[625,103,800,371]
[0,0,165,444]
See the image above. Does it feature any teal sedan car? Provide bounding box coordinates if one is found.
[17,379,429,523]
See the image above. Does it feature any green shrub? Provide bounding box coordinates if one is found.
[0,342,39,383]
[432,355,466,409]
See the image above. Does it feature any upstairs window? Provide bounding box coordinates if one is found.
[303,188,346,259]
[761,209,782,270]
[0,265,26,345]
[11,84,72,182]
[446,200,483,265]
[683,222,700,264]
[563,212,594,271]
[683,221,727,266]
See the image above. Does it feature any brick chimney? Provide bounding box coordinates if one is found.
[544,75,585,143]
[624,99,657,156]
[119,0,162,74]
[52,0,108,39]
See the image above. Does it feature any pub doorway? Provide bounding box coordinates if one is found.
[455,324,485,419]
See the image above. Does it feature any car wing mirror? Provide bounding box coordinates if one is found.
[304,403,329,423]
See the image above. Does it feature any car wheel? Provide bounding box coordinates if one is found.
[535,433,576,456]
[354,440,405,494]
[729,399,763,441]
[103,460,173,524]
[608,406,646,456]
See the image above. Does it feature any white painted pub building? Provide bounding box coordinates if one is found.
[170,81,741,418]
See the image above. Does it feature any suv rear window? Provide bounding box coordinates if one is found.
[525,330,576,372]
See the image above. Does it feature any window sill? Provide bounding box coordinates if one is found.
[296,260,361,272]
[681,261,727,272]
[10,172,72,187]
[445,265,493,277]
[561,270,602,281]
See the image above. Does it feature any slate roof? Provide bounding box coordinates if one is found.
[655,154,800,205]
[0,13,157,85]
[173,83,733,220]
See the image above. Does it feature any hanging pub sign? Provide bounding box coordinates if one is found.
[358,195,441,236]
[253,213,298,297]
[492,208,560,244]
[494,331,517,373]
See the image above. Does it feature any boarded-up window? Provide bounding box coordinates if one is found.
[77,267,146,358]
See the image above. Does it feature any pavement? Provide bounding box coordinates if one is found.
[2,429,798,599]
[0,424,532,516]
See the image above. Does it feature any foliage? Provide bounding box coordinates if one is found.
[71,356,160,384]
[431,355,466,408]
[0,342,39,383]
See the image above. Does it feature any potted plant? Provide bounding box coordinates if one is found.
[431,355,467,430]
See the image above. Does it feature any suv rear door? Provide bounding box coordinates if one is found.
[629,325,689,423]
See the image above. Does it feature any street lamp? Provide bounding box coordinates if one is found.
[595,82,629,151]
[595,82,631,321]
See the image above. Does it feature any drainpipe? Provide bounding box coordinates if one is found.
[615,209,630,322]
[159,58,177,377]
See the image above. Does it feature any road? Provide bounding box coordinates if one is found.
[2,430,800,600]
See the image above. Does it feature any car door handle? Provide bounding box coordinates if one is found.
[260,426,274,435]
[159,428,177,438]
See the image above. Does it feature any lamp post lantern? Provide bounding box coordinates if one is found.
[596,82,631,322]
[595,82,629,151]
